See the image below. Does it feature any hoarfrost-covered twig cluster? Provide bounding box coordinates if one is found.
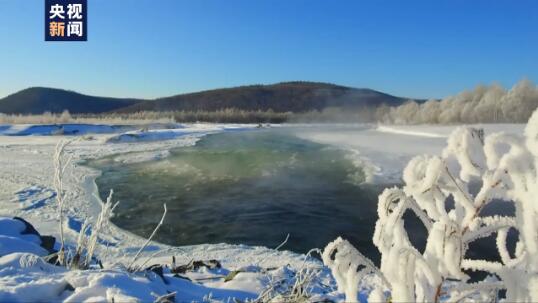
[255,248,324,303]
[53,139,120,269]
[82,190,119,268]
[53,139,75,266]
[323,109,538,302]
[127,203,168,272]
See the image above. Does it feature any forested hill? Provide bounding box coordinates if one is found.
[0,87,141,114]
[0,82,414,114]
[116,82,410,113]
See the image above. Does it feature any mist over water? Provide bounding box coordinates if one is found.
[87,128,512,266]
[89,129,389,262]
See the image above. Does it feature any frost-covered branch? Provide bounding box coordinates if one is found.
[323,108,538,302]
[462,216,516,244]
[322,237,389,302]
[84,189,119,268]
[53,139,76,266]
[128,203,167,271]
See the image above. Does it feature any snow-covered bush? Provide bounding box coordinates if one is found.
[324,109,538,302]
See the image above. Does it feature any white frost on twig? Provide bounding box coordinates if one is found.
[323,108,538,302]
[127,203,167,271]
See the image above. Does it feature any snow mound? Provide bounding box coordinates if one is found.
[0,217,50,257]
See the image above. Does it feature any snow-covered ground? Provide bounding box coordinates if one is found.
[0,122,525,302]
[0,123,342,302]
[294,123,524,183]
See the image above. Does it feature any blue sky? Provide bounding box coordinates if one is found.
[0,0,537,99]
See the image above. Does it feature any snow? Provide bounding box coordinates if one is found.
[0,124,130,136]
[0,236,48,257]
[0,122,340,302]
[0,121,530,302]
[294,123,524,183]
[0,218,48,257]
[0,217,336,302]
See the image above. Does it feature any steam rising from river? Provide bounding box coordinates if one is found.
[88,129,388,259]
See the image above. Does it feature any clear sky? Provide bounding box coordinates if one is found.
[0,0,537,99]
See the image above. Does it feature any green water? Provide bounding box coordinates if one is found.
[88,128,518,269]
[89,129,388,262]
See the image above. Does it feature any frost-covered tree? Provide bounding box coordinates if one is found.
[382,79,538,124]
[59,109,71,123]
[324,109,538,302]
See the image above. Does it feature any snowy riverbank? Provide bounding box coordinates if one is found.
[0,122,526,302]
[0,124,348,302]
[294,123,523,183]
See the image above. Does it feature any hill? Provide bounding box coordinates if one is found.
[0,82,415,115]
[117,82,410,113]
[0,87,142,114]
